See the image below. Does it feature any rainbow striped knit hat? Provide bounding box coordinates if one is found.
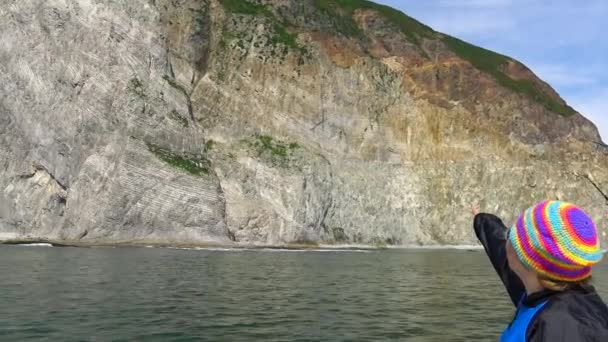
[508,200,604,282]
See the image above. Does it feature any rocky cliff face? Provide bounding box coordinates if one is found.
[1,0,607,246]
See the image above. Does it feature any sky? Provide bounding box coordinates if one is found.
[374,0,608,142]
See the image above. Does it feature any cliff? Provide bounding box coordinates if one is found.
[1,0,607,246]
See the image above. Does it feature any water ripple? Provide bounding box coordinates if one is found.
[0,246,606,341]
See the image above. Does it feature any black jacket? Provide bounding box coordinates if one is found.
[474,213,608,342]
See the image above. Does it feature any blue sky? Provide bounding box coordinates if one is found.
[374,0,608,142]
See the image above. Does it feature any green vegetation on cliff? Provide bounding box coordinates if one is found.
[146,143,210,176]
[220,0,269,15]
[314,0,434,47]
[243,135,300,167]
[219,0,302,52]
[255,135,298,158]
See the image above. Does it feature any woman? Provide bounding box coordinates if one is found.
[474,200,608,341]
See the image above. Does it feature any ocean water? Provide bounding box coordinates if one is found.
[0,245,606,341]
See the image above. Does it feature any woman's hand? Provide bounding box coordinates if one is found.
[472,204,480,216]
